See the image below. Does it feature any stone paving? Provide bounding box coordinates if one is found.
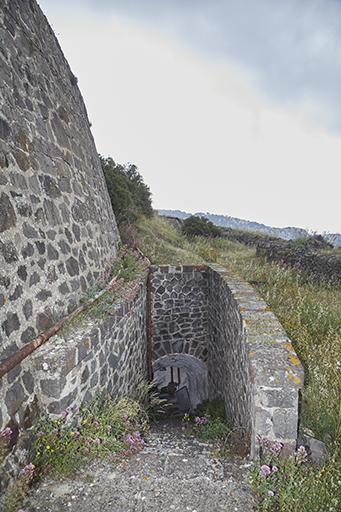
[22,420,255,511]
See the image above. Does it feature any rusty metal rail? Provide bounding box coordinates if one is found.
[147,270,153,381]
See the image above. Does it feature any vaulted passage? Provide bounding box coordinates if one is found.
[153,354,208,411]
[150,264,304,458]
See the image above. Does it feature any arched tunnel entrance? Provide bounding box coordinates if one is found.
[153,354,208,412]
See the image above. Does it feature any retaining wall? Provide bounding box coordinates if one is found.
[150,264,304,458]
[0,278,148,476]
[256,237,341,284]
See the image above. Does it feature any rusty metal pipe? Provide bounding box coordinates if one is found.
[147,270,152,381]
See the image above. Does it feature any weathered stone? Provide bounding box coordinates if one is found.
[70,279,80,292]
[5,382,26,417]
[36,289,52,301]
[81,366,90,384]
[72,223,81,241]
[22,299,33,320]
[13,148,30,171]
[297,434,328,464]
[39,174,62,199]
[2,313,20,336]
[57,105,70,124]
[78,337,90,362]
[43,199,61,226]
[0,275,10,289]
[90,372,98,388]
[23,222,38,238]
[37,258,46,270]
[0,192,16,232]
[22,371,35,395]
[59,282,70,295]
[272,409,298,439]
[0,240,18,263]
[0,118,10,139]
[35,240,45,255]
[29,271,40,287]
[17,265,28,281]
[66,256,79,277]
[48,389,78,414]
[46,265,58,283]
[21,326,35,344]
[34,208,46,224]
[36,312,54,332]
[21,242,34,259]
[58,239,70,255]
[64,227,73,243]
[51,112,70,149]
[9,284,23,301]
[16,200,32,217]
[47,243,59,260]
[108,354,118,370]
[40,377,66,399]
[7,362,21,384]
[28,174,41,195]
[100,366,108,386]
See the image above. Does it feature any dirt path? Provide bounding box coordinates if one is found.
[22,420,255,512]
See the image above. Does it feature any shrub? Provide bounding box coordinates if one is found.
[182,216,222,238]
[101,156,153,219]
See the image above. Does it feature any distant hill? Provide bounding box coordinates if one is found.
[158,209,341,247]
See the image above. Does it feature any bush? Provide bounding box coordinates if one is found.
[182,216,222,238]
[100,156,153,219]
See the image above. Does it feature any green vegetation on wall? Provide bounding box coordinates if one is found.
[100,156,153,220]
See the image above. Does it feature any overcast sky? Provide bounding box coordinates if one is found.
[38,0,341,234]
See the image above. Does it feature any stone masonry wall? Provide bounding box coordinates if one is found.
[150,265,209,363]
[0,277,148,473]
[207,266,251,435]
[256,236,341,284]
[0,0,120,362]
[150,265,304,458]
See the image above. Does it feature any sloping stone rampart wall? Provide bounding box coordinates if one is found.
[150,265,304,458]
[0,0,120,363]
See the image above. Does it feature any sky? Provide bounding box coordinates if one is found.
[38,0,341,234]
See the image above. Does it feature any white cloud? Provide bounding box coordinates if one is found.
[38,1,341,233]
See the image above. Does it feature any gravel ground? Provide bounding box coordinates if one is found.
[22,420,255,512]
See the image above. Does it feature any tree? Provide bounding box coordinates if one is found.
[182,216,222,237]
[100,156,153,219]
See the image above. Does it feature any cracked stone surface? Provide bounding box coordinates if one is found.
[22,420,255,511]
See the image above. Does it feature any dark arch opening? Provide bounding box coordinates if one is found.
[152,354,208,411]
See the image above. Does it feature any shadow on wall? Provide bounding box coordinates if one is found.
[153,354,208,411]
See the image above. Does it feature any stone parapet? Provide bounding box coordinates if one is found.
[208,265,304,458]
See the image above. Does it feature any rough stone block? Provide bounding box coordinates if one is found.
[5,382,26,417]
[40,377,66,399]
